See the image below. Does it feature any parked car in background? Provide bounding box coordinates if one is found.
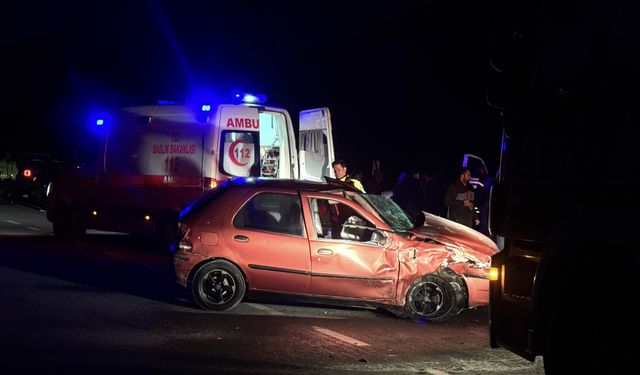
[173,177,498,321]
[14,153,62,207]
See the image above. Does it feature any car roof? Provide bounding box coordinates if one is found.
[224,177,360,193]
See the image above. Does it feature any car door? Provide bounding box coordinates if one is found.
[300,192,398,301]
[224,190,310,294]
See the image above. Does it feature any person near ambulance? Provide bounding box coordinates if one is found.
[331,159,365,192]
[444,167,478,228]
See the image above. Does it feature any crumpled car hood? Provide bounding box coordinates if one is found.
[410,212,499,258]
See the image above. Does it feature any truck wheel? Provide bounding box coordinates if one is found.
[52,203,85,239]
[541,241,632,374]
[403,270,467,322]
[192,260,246,311]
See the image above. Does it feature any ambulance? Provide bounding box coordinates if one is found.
[46,94,335,246]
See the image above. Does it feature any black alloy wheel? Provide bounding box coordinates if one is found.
[405,273,456,321]
[192,260,246,311]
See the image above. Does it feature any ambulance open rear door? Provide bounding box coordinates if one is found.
[298,108,335,182]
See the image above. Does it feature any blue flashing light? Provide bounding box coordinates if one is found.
[168,242,178,254]
[201,104,211,112]
[229,176,263,186]
[178,202,194,220]
[88,111,110,136]
[232,92,268,104]
[233,176,248,185]
[243,94,259,103]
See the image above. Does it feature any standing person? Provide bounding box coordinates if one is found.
[392,169,423,218]
[421,171,448,217]
[363,159,383,194]
[0,154,18,204]
[444,167,477,227]
[331,159,365,192]
[419,171,435,213]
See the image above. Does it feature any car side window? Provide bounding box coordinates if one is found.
[233,192,304,236]
[310,198,375,243]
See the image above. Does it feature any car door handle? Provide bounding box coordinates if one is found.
[317,248,333,255]
[233,235,249,243]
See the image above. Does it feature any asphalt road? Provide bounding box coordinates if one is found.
[0,203,544,374]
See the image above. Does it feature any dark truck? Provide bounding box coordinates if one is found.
[487,0,638,373]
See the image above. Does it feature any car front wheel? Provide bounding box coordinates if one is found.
[404,271,465,322]
[192,260,246,311]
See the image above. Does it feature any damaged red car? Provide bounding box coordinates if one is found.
[173,178,498,321]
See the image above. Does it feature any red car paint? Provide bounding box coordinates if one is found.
[173,178,499,321]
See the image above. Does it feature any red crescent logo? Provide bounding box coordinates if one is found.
[229,140,249,166]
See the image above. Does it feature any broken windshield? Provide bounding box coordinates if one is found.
[359,194,414,232]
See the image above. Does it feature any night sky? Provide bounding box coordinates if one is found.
[2,1,501,186]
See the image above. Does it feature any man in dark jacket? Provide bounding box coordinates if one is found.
[444,167,476,227]
[392,169,423,218]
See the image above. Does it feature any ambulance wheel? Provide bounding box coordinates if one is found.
[52,202,85,239]
[155,212,178,250]
[192,260,246,311]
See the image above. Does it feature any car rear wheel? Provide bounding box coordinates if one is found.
[403,271,466,322]
[192,260,246,311]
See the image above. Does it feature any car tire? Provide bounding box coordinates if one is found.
[403,270,466,322]
[192,260,246,311]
